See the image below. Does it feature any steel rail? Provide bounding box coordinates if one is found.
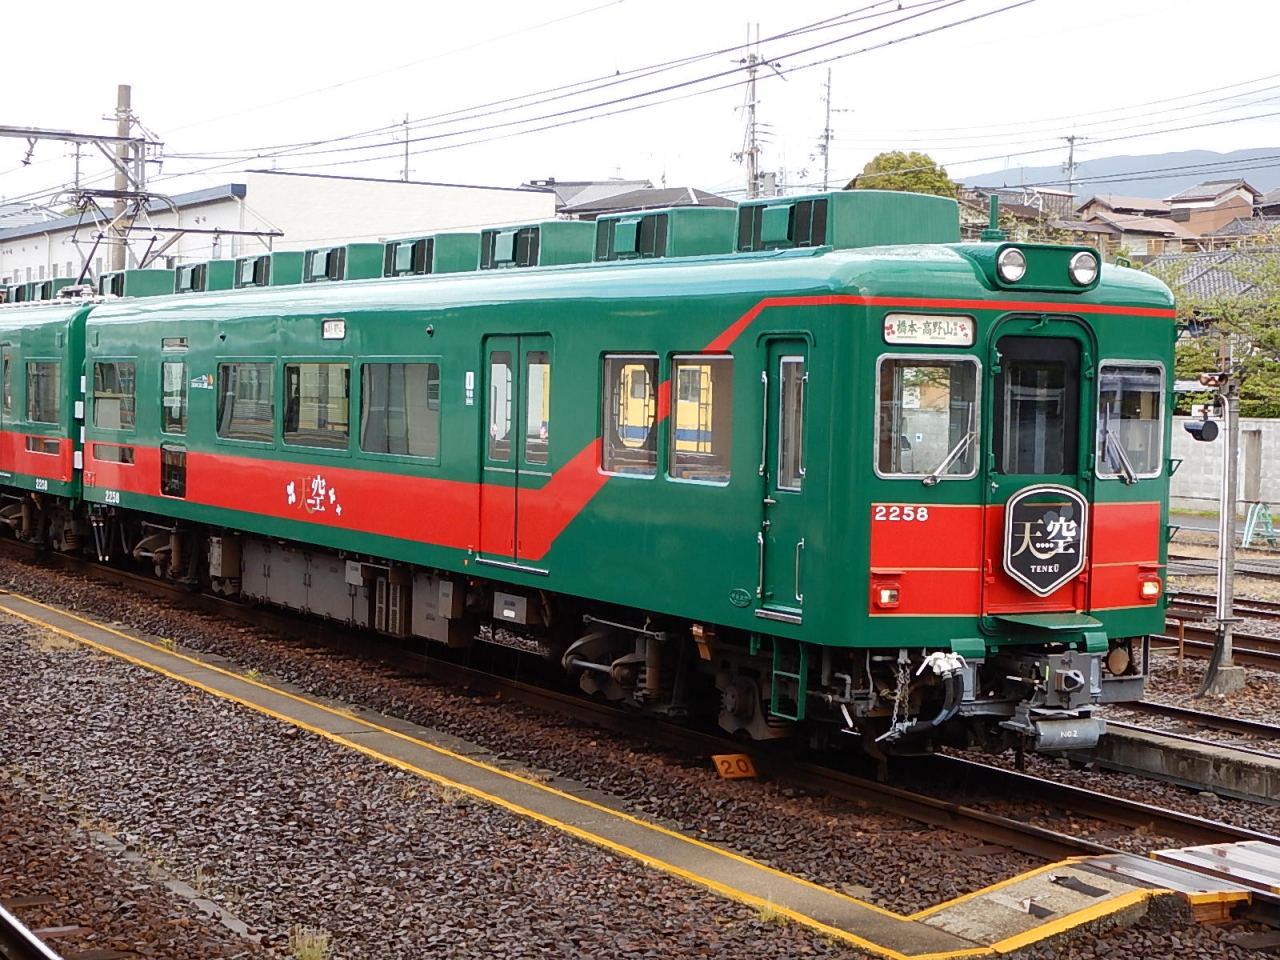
[1113,700,1280,744]
[4,541,1273,864]
[0,903,64,960]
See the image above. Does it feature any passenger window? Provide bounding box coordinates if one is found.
[26,361,61,424]
[284,362,350,449]
[92,361,136,430]
[1097,363,1163,479]
[602,354,658,477]
[360,362,440,458]
[778,356,806,491]
[669,355,732,484]
[876,356,979,478]
[525,350,550,465]
[216,362,274,442]
[487,352,513,462]
[162,361,188,435]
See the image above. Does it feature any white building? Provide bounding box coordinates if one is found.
[0,170,556,285]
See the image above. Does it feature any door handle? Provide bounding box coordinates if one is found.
[763,496,777,506]
[795,538,805,605]
[756,531,765,599]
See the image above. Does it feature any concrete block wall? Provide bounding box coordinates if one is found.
[1169,415,1280,512]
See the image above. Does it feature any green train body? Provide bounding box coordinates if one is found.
[0,192,1175,755]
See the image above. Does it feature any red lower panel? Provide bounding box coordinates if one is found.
[0,430,74,483]
[81,439,612,562]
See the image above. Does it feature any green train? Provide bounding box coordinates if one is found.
[0,191,1175,756]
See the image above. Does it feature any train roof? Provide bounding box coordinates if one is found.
[83,241,1175,326]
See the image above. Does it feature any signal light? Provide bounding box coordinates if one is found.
[1184,419,1219,442]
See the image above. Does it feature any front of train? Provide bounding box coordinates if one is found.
[849,238,1175,756]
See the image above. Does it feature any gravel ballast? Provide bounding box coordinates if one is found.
[0,554,1275,958]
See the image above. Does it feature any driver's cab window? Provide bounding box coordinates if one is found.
[876,356,979,479]
[994,336,1080,476]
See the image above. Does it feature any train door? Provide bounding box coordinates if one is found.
[982,323,1093,614]
[479,335,553,565]
[757,339,808,622]
[0,347,9,477]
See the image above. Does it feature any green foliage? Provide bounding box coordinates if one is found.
[847,151,957,198]
[1153,232,1280,417]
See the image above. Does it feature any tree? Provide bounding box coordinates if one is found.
[1152,232,1280,417]
[847,151,957,198]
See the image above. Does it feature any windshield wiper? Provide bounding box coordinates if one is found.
[1104,428,1138,485]
[922,429,975,487]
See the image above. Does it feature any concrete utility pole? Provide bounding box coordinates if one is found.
[111,84,132,271]
[742,28,760,199]
[1062,134,1085,200]
[821,69,832,190]
[1198,335,1247,697]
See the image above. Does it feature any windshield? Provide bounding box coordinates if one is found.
[877,356,979,479]
[1097,363,1163,479]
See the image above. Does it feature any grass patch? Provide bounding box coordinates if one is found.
[289,924,332,960]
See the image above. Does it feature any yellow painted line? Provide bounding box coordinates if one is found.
[907,858,1090,920]
[0,593,1185,960]
[987,889,1161,954]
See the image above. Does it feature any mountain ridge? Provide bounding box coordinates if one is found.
[961,148,1280,202]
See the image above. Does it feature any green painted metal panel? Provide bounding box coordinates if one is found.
[71,230,1174,661]
[738,190,960,252]
[99,269,175,298]
[593,207,736,261]
[431,233,481,274]
[995,613,1104,630]
[950,637,986,659]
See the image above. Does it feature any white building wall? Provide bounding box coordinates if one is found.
[1170,415,1280,511]
[0,172,556,282]
[244,172,555,252]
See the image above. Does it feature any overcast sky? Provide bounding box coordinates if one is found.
[2,0,1276,209]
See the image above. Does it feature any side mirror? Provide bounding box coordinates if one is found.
[1184,419,1219,442]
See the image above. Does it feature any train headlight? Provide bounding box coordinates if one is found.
[1068,250,1099,286]
[996,247,1026,283]
[1139,576,1162,600]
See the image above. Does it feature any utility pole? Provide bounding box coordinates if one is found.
[742,27,760,199]
[401,114,410,182]
[1198,333,1248,697]
[821,69,832,190]
[1062,134,1085,201]
[111,85,132,271]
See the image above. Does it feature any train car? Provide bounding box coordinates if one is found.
[0,299,89,548]
[13,191,1176,757]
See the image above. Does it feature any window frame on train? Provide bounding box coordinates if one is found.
[874,354,980,481]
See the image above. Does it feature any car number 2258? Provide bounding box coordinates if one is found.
[873,505,929,522]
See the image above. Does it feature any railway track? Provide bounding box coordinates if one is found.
[1169,591,1280,623]
[2,541,1273,870]
[1112,700,1280,745]
[1169,552,1280,583]
[0,901,67,960]
[1153,620,1280,669]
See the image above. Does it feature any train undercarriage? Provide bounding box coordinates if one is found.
[5,495,1146,758]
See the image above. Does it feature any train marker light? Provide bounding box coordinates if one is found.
[996,247,1026,283]
[876,587,899,608]
[1068,250,1099,286]
[1139,577,1162,600]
